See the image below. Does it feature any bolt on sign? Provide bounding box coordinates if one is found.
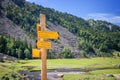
[32,14,59,80]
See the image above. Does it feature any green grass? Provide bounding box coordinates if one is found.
[89,69,120,74]
[63,69,120,80]
[0,61,22,80]
[63,74,116,80]
[18,57,120,70]
[0,57,120,80]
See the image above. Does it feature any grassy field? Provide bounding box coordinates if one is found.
[0,57,120,80]
[63,74,116,80]
[19,57,120,70]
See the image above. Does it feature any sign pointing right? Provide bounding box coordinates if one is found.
[37,31,59,39]
[37,41,51,49]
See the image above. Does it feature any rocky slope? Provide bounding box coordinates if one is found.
[0,15,81,58]
[0,15,81,57]
[47,22,81,57]
[0,15,35,46]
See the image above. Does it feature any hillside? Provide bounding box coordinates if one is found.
[0,15,35,46]
[0,0,81,58]
[47,22,81,58]
[0,0,120,58]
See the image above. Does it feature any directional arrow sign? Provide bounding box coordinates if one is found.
[37,41,51,49]
[37,31,59,39]
[32,49,41,58]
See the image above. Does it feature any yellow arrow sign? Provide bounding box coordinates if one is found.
[32,49,41,58]
[37,41,51,49]
[37,31,59,39]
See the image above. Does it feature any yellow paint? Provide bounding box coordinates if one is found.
[36,24,41,31]
[37,41,51,49]
[37,31,59,39]
[32,14,59,80]
[32,49,41,57]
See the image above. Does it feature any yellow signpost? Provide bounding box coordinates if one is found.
[32,13,59,80]
[32,49,41,57]
[37,31,59,39]
[37,41,51,49]
[36,24,41,31]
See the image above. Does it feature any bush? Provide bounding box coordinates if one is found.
[61,48,73,58]
[0,58,4,62]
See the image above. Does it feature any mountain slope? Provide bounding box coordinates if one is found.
[47,22,81,58]
[0,0,120,58]
[0,15,35,46]
[0,14,81,58]
[0,0,81,58]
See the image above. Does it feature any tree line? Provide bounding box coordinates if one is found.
[0,35,32,59]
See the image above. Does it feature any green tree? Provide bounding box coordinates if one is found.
[24,48,31,59]
[16,48,22,59]
[61,48,73,58]
[0,36,7,53]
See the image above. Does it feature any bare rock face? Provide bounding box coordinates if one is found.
[0,0,82,58]
[0,15,35,47]
[47,22,82,58]
[0,15,82,58]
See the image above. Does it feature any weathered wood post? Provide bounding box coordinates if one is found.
[32,13,59,80]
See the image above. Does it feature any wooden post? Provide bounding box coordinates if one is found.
[32,13,59,80]
[40,14,47,80]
